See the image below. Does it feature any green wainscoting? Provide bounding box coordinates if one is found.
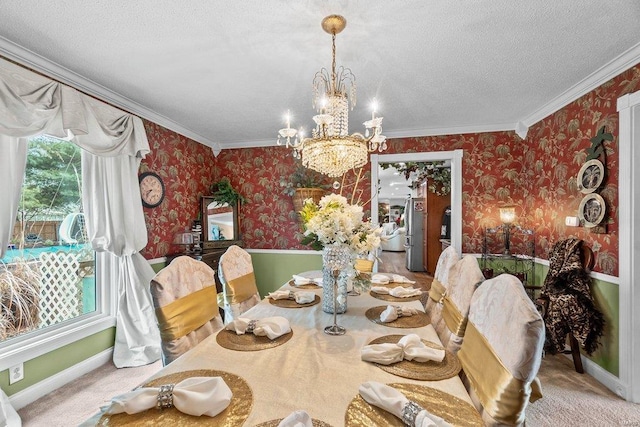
[249,250,322,296]
[0,328,115,396]
[536,264,619,376]
[150,261,165,273]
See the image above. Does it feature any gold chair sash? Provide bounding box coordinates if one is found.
[428,278,446,303]
[458,320,541,425]
[442,295,467,337]
[354,259,374,273]
[225,272,258,304]
[156,285,219,341]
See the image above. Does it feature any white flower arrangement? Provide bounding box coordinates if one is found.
[299,194,382,254]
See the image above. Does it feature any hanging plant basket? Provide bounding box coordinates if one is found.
[293,188,327,213]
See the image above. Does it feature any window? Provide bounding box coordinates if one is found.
[0,136,115,370]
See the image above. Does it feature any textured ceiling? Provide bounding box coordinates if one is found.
[1,1,639,151]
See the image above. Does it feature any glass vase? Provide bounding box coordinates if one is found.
[321,244,352,315]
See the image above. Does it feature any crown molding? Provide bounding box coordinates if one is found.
[521,42,640,128]
[218,138,279,150]
[0,36,219,149]
[217,123,519,151]
[382,122,516,139]
[4,34,638,153]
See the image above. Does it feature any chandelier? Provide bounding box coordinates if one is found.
[277,15,387,178]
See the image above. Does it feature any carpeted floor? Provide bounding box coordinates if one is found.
[16,353,640,426]
[527,354,640,426]
[17,360,163,426]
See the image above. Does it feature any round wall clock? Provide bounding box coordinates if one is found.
[576,159,604,194]
[578,193,605,228]
[139,171,165,208]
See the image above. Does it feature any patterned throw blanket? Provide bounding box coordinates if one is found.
[540,239,604,355]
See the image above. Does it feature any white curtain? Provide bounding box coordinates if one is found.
[82,151,161,366]
[0,135,27,259]
[0,57,160,367]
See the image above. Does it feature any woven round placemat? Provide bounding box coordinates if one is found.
[344,383,483,427]
[370,281,414,288]
[366,335,461,380]
[254,418,333,427]
[287,280,321,289]
[97,369,252,426]
[216,329,293,351]
[369,290,422,302]
[269,294,320,308]
[365,306,430,328]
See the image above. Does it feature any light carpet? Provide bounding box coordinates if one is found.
[17,360,162,426]
[527,354,640,426]
[16,354,640,426]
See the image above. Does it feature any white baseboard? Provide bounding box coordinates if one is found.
[9,348,113,410]
[571,354,628,400]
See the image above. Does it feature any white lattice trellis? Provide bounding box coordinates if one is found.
[38,251,84,327]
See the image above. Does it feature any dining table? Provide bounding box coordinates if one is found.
[90,270,481,426]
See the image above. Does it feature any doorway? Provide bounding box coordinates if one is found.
[371,150,463,262]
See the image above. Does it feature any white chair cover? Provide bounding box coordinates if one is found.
[434,254,484,354]
[218,245,261,323]
[425,246,459,325]
[150,256,223,365]
[459,274,544,426]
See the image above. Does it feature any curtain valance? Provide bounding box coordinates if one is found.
[0,58,149,158]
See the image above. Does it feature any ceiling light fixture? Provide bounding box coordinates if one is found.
[277,14,387,178]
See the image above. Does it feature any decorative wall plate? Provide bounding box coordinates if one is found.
[576,159,604,194]
[578,193,605,228]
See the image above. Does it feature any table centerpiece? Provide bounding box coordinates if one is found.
[299,194,381,319]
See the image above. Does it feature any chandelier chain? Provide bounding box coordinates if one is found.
[331,33,337,93]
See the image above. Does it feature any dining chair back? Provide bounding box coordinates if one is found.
[458,274,544,426]
[354,258,374,273]
[424,245,459,321]
[150,256,223,365]
[435,254,484,354]
[218,245,261,323]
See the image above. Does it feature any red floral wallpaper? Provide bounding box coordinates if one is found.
[210,147,370,250]
[522,65,640,276]
[140,64,640,277]
[139,121,216,258]
[210,132,533,258]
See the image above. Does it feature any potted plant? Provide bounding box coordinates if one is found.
[279,165,331,213]
[210,177,246,206]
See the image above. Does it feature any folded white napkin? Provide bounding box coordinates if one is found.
[277,410,313,427]
[391,274,416,284]
[361,334,445,365]
[371,274,390,285]
[359,381,452,427]
[268,290,316,304]
[225,316,291,340]
[292,274,322,286]
[380,305,422,323]
[371,286,422,298]
[103,377,232,417]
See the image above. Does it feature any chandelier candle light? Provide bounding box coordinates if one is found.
[277,15,387,178]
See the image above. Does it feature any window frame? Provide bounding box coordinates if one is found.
[0,252,116,371]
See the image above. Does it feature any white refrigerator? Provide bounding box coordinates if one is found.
[404,197,425,271]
